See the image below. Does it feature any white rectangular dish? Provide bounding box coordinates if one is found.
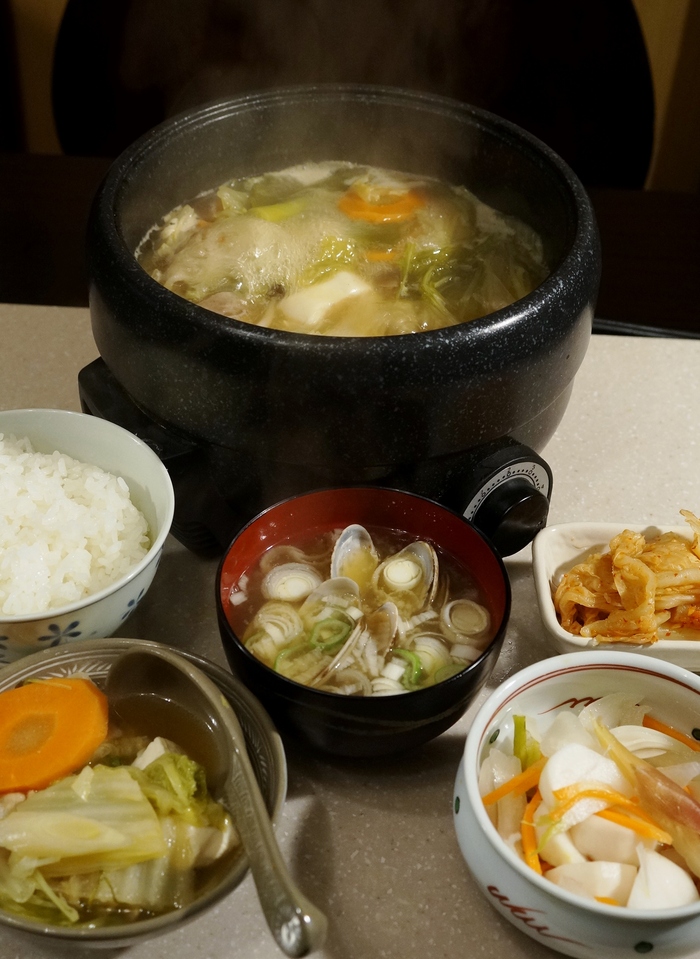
[532,522,700,671]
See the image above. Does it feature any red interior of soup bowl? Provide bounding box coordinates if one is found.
[219,486,509,638]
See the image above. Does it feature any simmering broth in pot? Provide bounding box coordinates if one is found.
[137,161,548,336]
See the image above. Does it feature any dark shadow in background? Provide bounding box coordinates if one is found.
[52,0,654,189]
[10,0,690,329]
[0,0,23,150]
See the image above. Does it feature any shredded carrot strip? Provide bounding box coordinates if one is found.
[550,782,640,822]
[595,897,621,906]
[0,678,108,793]
[521,789,543,875]
[338,189,424,224]
[595,807,672,844]
[481,756,546,806]
[643,714,700,753]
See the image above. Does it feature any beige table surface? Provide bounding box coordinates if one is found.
[2,303,700,959]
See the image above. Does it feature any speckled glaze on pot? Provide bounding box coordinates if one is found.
[87,85,599,501]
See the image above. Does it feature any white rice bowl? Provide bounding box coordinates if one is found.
[0,433,151,616]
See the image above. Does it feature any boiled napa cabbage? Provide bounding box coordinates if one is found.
[51,814,238,913]
[128,751,228,829]
[0,745,239,925]
[0,765,166,875]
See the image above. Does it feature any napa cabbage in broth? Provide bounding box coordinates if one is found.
[0,685,239,928]
[137,161,548,336]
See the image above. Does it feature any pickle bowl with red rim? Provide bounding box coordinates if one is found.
[453,650,700,959]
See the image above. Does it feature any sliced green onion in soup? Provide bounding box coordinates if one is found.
[309,614,352,651]
[244,629,266,650]
[393,648,424,690]
[274,641,312,671]
[434,663,465,684]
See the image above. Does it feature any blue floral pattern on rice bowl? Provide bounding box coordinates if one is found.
[0,564,163,664]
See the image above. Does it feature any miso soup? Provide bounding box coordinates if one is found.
[227,523,495,695]
[138,161,548,336]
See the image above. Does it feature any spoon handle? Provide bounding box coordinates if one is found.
[221,700,328,957]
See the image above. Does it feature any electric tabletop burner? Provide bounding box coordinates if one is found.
[79,357,552,558]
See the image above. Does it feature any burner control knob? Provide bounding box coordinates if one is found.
[470,477,550,556]
[460,442,553,556]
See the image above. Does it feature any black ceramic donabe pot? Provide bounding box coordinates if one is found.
[86,86,600,552]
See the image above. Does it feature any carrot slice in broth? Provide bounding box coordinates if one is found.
[0,678,109,793]
[338,189,424,224]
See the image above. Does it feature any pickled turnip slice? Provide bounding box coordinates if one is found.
[627,844,700,909]
[596,720,700,879]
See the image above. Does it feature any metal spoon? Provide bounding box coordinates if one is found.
[106,645,328,957]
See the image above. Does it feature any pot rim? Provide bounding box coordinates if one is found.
[90,83,599,354]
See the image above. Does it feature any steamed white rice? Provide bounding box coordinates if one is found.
[0,432,151,616]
